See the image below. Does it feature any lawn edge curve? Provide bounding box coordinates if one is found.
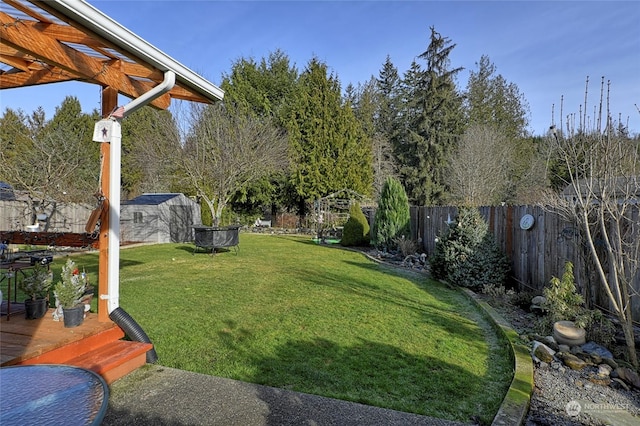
[461,289,533,426]
[347,246,533,425]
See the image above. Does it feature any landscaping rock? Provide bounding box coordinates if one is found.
[550,361,565,374]
[531,295,546,306]
[557,344,570,353]
[611,377,631,392]
[532,341,555,364]
[601,357,619,370]
[529,305,544,315]
[570,345,584,355]
[581,341,614,360]
[559,352,588,370]
[615,367,640,390]
[528,334,557,349]
[530,296,547,315]
[588,376,611,386]
[540,335,559,351]
[588,353,602,364]
[574,351,593,362]
[597,364,613,378]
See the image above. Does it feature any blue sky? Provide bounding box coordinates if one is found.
[2,1,639,136]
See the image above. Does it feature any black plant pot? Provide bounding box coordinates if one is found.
[63,305,85,328]
[24,298,48,320]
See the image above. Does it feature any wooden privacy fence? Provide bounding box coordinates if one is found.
[411,205,640,322]
[0,200,92,234]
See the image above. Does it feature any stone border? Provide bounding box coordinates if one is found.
[461,289,533,426]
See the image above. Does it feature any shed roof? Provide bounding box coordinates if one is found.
[0,0,223,108]
[123,193,189,206]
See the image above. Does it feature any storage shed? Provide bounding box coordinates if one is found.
[121,193,201,243]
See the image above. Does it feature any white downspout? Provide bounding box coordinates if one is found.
[97,71,175,314]
[116,71,176,118]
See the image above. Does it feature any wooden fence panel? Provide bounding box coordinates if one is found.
[0,200,92,234]
[412,204,640,322]
[0,201,29,231]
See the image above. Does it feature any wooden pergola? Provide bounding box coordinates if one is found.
[0,0,224,322]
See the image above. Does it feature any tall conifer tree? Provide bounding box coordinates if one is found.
[288,58,372,203]
[395,27,464,206]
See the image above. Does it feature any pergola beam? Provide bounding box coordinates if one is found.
[0,13,170,109]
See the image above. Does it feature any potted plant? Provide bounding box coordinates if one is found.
[18,263,53,319]
[53,258,88,328]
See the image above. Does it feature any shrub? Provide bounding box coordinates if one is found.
[540,262,584,326]
[393,235,418,257]
[341,203,370,246]
[537,261,615,347]
[371,177,410,250]
[429,207,511,290]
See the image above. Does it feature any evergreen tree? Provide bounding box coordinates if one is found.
[371,177,410,249]
[396,27,464,206]
[287,58,372,202]
[222,49,298,127]
[465,55,530,140]
[0,108,30,168]
[395,60,424,202]
[429,206,510,290]
[341,202,370,247]
[376,56,401,141]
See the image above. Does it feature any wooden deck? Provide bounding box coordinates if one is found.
[1,308,152,383]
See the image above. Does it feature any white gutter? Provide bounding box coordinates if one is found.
[97,70,175,313]
[45,0,224,102]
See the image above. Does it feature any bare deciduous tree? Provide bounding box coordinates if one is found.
[446,124,514,206]
[545,77,639,368]
[180,103,288,226]
[371,133,398,200]
[2,125,97,228]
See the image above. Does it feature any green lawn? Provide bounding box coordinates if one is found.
[53,234,512,424]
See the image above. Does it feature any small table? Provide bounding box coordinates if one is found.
[0,365,109,426]
[0,262,34,320]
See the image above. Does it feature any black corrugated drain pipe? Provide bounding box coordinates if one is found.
[109,307,158,364]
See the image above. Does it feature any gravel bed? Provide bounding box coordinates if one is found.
[485,298,640,425]
[526,363,639,425]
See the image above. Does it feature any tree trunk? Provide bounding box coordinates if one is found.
[622,308,639,369]
[214,202,226,228]
[203,197,217,227]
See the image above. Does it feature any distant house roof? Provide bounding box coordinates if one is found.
[123,193,186,206]
[562,176,640,204]
[0,182,16,201]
